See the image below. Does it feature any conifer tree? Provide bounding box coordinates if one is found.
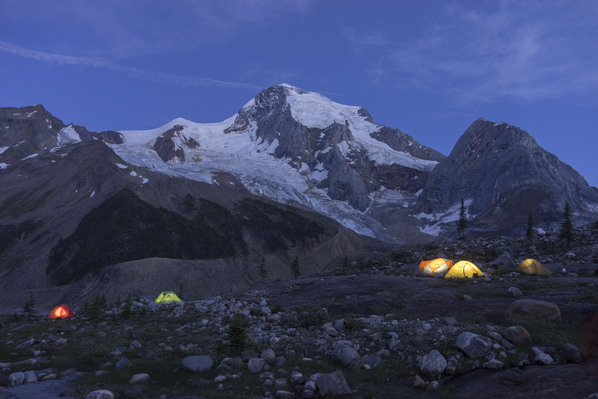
[526,213,534,240]
[258,256,268,281]
[559,202,574,244]
[228,314,247,353]
[291,256,301,279]
[22,294,35,318]
[457,198,468,239]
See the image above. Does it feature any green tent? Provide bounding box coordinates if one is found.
[154,291,183,304]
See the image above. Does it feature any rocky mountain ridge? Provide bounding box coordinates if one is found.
[1,84,598,312]
[417,118,598,233]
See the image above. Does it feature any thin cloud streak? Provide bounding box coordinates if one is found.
[0,40,260,90]
[388,1,598,105]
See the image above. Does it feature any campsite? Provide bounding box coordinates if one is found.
[1,225,597,398]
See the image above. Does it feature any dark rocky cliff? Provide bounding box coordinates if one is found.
[417,118,598,227]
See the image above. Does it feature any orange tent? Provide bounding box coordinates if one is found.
[419,258,454,276]
[49,304,75,319]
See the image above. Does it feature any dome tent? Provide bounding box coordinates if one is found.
[49,304,75,319]
[419,258,454,277]
[519,259,551,275]
[154,291,183,304]
[445,261,485,278]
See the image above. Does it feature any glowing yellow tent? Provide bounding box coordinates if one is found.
[419,258,454,276]
[154,291,183,304]
[519,259,551,275]
[445,261,485,278]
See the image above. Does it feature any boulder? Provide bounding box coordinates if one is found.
[455,332,492,359]
[86,390,115,399]
[413,375,428,389]
[129,373,150,384]
[248,358,266,373]
[490,253,515,268]
[563,343,581,363]
[261,348,276,362]
[330,341,360,367]
[8,372,24,387]
[275,390,294,398]
[115,357,132,369]
[532,347,554,365]
[182,355,214,373]
[507,286,523,298]
[505,299,561,322]
[502,326,532,346]
[23,370,37,383]
[316,370,352,396]
[419,350,447,376]
[362,353,382,368]
[484,359,504,370]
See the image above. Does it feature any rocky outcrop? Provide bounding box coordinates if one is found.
[153,124,199,163]
[370,126,444,162]
[417,118,598,228]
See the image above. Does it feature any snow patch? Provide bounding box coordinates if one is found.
[58,125,81,145]
[142,178,149,184]
[130,171,137,177]
[21,153,38,160]
[0,162,9,169]
[116,163,128,169]
[417,199,473,236]
[27,110,38,117]
[90,190,95,198]
[0,146,9,154]
[14,140,26,147]
[285,87,365,130]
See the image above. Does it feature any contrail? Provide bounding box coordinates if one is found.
[0,40,260,90]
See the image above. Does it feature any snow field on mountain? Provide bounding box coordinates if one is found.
[110,85,445,239]
[285,85,437,171]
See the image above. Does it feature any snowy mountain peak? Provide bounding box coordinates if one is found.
[104,84,445,239]
[244,84,372,131]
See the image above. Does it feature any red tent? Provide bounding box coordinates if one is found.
[48,304,75,319]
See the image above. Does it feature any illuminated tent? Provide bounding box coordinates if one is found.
[419,258,454,276]
[519,259,551,275]
[48,304,75,319]
[445,261,485,278]
[154,291,183,304]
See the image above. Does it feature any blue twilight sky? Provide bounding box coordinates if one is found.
[1,0,597,186]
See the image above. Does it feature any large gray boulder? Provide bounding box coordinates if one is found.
[181,355,214,373]
[86,390,115,399]
[419,350,447,376]
[505,299,561,322]
[8,372,24,387]
[563,343,582,363]
[330,340,361,367]
[316,370,352,396]
[247,358,266,373]
[502,326,532,346]
[455,332,492,359]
